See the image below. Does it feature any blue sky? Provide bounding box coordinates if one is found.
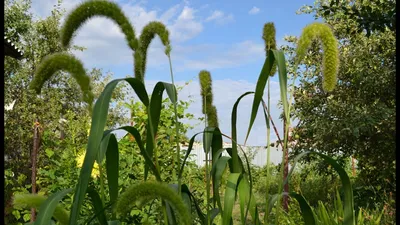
[32,0,319,161]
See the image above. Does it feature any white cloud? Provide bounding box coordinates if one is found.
[248,6,260,15]
[177,40,264,71]
[169,6,203,42]
[30,0,205,69]
[205,10,234,25]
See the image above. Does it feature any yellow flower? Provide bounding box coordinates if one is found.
[76,152,100,178]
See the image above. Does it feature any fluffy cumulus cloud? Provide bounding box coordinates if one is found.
[30,0,204,68]
[248,6,260,15]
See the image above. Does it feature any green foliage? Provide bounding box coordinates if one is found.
[311,0,396,37]
[296,22,339,92]
[13,193,70,225]
[291,0,396,210]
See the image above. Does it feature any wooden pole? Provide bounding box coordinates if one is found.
[31,119,40,222]
[352,156,356,176]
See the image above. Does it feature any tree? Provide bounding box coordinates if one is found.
[4,1,128,223]
[288,0,396,208]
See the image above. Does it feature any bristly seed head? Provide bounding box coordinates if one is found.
[115,181,191,225]
[295,22,339,92]
[29,53,94,109]
[198,70,219,127]
[135,21,171,83]
[60,0,138,51]
[262,22,277,76]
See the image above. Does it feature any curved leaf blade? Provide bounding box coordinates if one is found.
[69,78,148,225]
[35,188,73,225]
[87,187,108,225]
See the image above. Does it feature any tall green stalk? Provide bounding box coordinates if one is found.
[262,22,277,224]
[167,51,182,195]
[199,70,219,225]
[274,22,339,224]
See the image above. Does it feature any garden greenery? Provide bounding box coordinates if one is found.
[14,0,366,225]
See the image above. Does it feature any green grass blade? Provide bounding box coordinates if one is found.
[232,91,254,172]
[167,184,193,225]
[209,208,220,224]
[237,176,260,225]
[267,193,283,217]
[13,194,70,225]
[144,82,176,180]
[289,192,316,225]
[112,126,160,180]
[98,133,112,164]
[179,129,222,179]
[105,133,119,220]
[34,188,73,225]
[316,153,354,225]
[188,190,206,224]
[69,78,148,225]
[335,189,343,220]
[203,127,214,154]
[271,50,288,119]
[236,144,257,224]
[168,184,192,214]
[284,151,355,225]
[87,187,108,225]
[223,173,241,225]
[245,53,274,144]
[179,131,203,179]
[165,201,178,225]
[83,202,114,225]
[211,156,231,212]
[211,127,223,167]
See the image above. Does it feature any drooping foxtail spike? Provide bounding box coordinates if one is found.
[29,53,94,107]
[262,22,277,76]
[60,0,138,51]
[199,70,213,114]
[295,22,339,92]
[115,181,191,225]
[135,21,171,82]
[208,105,219,128]
[199,70,219,127]
[13,194,70,225]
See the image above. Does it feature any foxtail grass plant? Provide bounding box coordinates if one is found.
[199,70,219,225]
[21,0,359,224]
[261,22,277,224]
